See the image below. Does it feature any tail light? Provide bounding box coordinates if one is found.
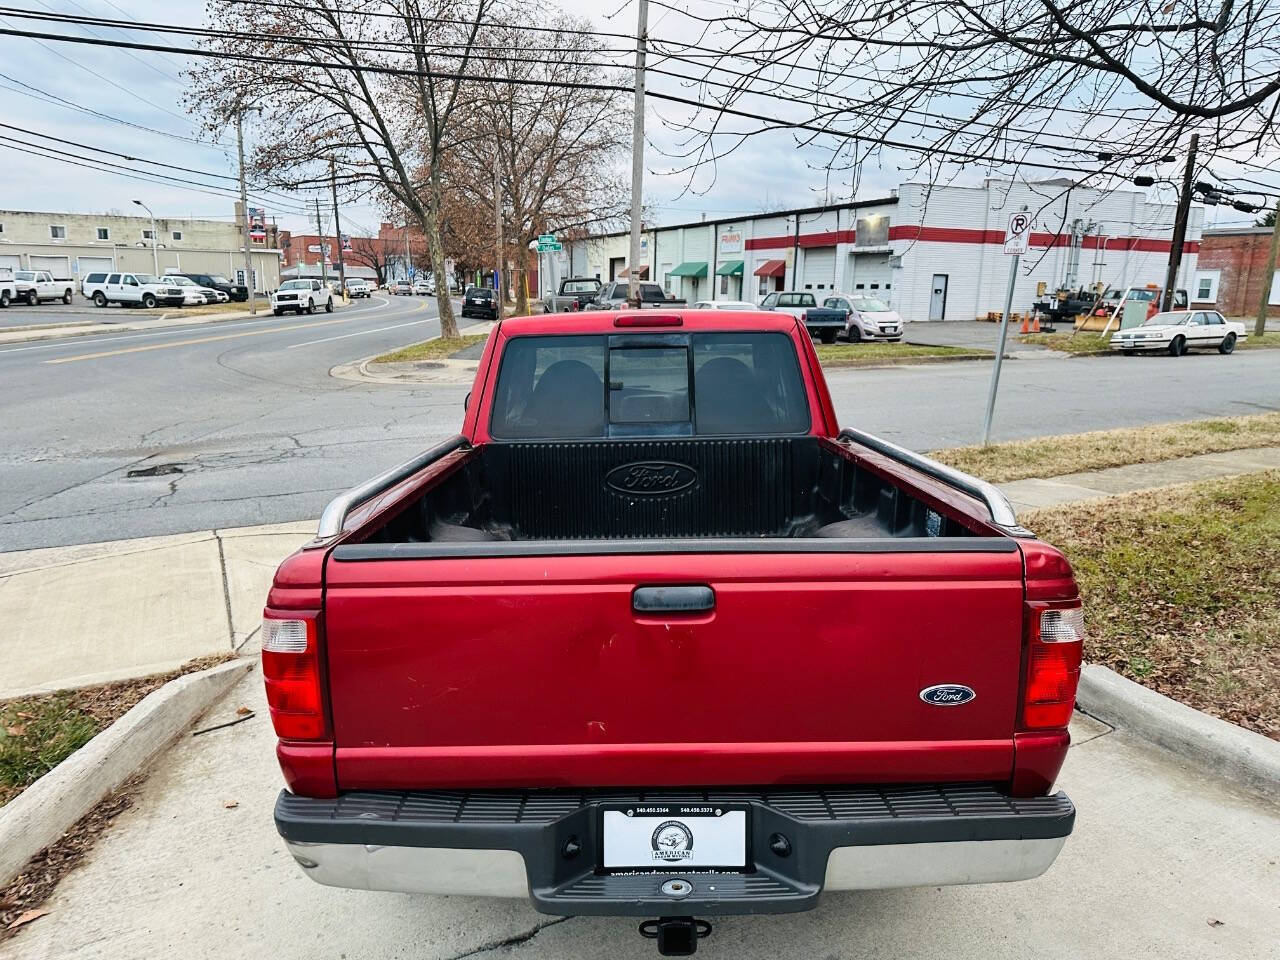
[1022,602,1084,729]
[261,612,326,740]
[800,311,808,322]
[614,313,682,326]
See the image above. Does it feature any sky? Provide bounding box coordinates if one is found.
[0,0,1275,238]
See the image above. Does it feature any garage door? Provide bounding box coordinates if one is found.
[801,247,836,292]
[0,254,20,273]
[77,256,113,277]
[848,253,892,294]
[31,255,72,279]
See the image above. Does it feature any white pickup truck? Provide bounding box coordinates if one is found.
[13,270,75,306]
[0,269,17,308]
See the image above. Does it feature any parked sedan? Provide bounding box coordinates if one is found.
[692,300,766,311]
[1110,310,1247,356]
[823,294,904,341]
[461,286,499,321]
[165,275,219,306]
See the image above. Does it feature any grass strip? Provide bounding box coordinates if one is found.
[371,334,488,364]
[815,343,988,365]
[931,412,1280,484]
[1025,471,1279,740]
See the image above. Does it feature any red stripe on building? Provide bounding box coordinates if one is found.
[745,224,1198,253]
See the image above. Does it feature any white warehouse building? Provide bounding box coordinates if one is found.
[559,179,1204,320]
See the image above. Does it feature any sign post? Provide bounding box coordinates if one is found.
[981,211,1031,446]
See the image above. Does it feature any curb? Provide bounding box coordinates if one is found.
[0,658,255,886]
[330,319,494,386]
[0,305,288,348]
[1075,664,1280,801]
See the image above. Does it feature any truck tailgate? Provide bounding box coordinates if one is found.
[322,547,1025,789]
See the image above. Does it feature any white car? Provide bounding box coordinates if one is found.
[97,272,185,308]
[1110,309,1247,356]
[413,278,432,295]
[271,278,334,315]
[692,300,765,311]
[13,270,75,306]
[823,294,904,341]
[345,278,371,298]
[164,274,219,306]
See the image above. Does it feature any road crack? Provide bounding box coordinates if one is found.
[442,917,571,960]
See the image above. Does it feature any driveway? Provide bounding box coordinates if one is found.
[4,669,1276,960]
[904,319,1050,353]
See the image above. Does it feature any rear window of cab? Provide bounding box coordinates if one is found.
[490,332,810,439]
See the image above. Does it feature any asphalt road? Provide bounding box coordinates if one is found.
[2,299,1278,551]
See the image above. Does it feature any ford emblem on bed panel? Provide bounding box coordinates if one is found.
[605,461,698,496]
[919,684,977,706]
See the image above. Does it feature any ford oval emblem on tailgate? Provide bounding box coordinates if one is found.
[605,461,698,496]
[919,684,976,706]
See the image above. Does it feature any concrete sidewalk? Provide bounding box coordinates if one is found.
[0,521,312,698]
[1001,445,1280,513]
[4,669,1276,959]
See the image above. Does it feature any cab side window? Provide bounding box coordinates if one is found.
[761,293,778,308]
[107,274,120,284]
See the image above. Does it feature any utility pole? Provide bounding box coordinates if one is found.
[234,107,257,315]
[627,0,648,306]
[329,157,347,299]
[493,152,504,300]
[403,223,411,281]
[1256,201,1280,338]
[314,197,328,288]
[1162,132,1198,312]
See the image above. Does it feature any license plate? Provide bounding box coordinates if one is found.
[601,804,747,870]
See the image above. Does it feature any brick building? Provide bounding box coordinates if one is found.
[1191,226,1280,317]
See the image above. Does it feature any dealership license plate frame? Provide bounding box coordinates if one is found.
[598,803,751,872]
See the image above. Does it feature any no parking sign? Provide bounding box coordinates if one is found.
[1004,212,1031,255]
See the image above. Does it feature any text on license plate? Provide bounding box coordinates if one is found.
[602,806,747,869]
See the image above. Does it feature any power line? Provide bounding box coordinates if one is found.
[0,12,195,126]
[0,15,1119,174]
[0,139,275,204]
[0,5,1109,156]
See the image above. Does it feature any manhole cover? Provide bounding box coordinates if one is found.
[127,463,185,478]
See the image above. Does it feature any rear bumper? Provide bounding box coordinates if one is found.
[275,784,1073,916]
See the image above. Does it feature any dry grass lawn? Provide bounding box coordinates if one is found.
[1025,472,1279,740]
[815,343,987,365]
[372,334,488,364]
[932,411,1280,483]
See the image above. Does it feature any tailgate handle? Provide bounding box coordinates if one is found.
[632,585,715,614]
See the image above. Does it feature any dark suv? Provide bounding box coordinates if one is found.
[170,272,249,302]
[461,286,499,321]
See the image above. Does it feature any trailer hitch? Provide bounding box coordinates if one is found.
[638,916,713,956]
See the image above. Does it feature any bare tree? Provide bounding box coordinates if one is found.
[187,0,497,338]
[450,8,630,315]
[651,0,1280,192]
[345,235,396,286]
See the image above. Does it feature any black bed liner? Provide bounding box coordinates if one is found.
[356,436,991,546]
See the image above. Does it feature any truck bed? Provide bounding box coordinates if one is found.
[351,435,996,547]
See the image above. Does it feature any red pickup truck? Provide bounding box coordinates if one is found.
[264,310,1081,955]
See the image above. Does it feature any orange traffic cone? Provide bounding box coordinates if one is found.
[1019,316,1030,334]
[1031,315,1040,333]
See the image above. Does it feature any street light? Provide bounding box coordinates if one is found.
[132,198,158,275]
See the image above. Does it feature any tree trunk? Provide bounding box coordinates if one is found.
[427,167,460,339]
[514,241,530,316]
